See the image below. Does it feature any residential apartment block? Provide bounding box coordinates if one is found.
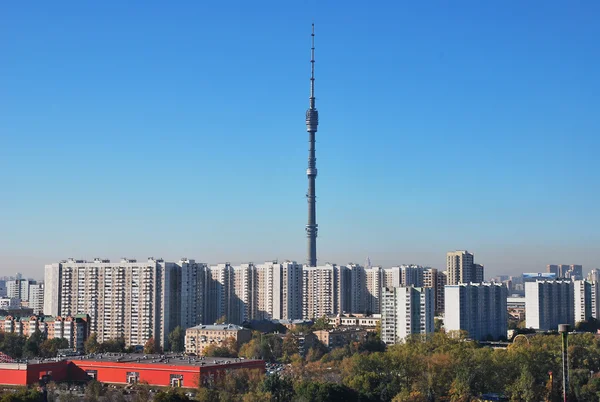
[525,280,574,330]
[44,258,185,349]
[446,251,484,285]
[0,314,90,351]
[381,286,434,344]
[573,280,600,323]
[445,283,507,341]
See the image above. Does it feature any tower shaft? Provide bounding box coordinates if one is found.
[305,24,319,267]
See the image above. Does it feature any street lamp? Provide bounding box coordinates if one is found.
[558,324,570,402]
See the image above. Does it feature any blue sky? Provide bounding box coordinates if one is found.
[1,1,598,279]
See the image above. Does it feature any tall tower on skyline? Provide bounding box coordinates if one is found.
[305,24,319,267]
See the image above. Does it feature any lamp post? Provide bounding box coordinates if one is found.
[558,324,570,402]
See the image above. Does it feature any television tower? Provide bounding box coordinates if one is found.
[305,24,319,267]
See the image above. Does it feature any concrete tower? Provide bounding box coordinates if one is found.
[305,24,319,267]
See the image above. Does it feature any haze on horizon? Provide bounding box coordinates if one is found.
[1,1,598,279]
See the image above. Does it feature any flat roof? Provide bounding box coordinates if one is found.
[70,353,262,368]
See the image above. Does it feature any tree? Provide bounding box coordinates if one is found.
[168,326,185,352]
[84,379,103,402]
[261,374,294,402]
[144,337,158,354]
[24,328,45,357]
[84,333,100,354]
[312,315,331,331]
[100,337,126,353]
[153,389,192,402]
[40,338,70,357]
[215,315,227,324]
[0,332,26,358]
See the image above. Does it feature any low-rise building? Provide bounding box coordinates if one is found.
[327,313,380,330]
[184,324,252,355]
[0,354,265,388]
[313,328,367,350]
[0,314,90,351]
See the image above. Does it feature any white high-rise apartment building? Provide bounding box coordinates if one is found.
[254,261,303,321]
[6,280,20,300]
[588,269,600,283]
[205,263,233,325]
[44,258,189,349]
[573,280,600,323]
[381,286,434,344]
[302,264,342,319]
[29,283,44,315]
[382,266,402,288]
[364,266,382,314]
[445,282,507,341]
[400,265,425,287]
[179,259,206,331]
[525,280,574,330]
[423,268,446,315]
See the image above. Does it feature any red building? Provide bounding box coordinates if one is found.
[0,354,264,389]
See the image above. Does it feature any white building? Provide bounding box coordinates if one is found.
[445,283,507,341]
[44,257,191,349]
[364,266,382,314]
[573,280,600,323]
[179,259,206,331]
[29,283,45,315]
[302,264,341,319]
[381,286,434,344]
[254,261,303,321]
[525,280,574,330]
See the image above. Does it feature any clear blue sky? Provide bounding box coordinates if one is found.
[1,1,598,279]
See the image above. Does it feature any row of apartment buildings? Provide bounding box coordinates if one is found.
[0,314,90,351]
[0,279,45,315]
[381,282,508,344]
[44,258,453,349]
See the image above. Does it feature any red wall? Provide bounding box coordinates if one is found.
[0,359,265,389]
[0,366,27,386]
[26,361,69,385]
[70,360,202,388]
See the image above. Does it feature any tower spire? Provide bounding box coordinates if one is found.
[310,23,315,109]
[305,24,319,267]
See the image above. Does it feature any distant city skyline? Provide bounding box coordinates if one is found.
[2,2,599,278]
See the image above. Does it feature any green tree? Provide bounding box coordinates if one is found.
[261,374,294,402]
[84,333,100,354]
[24,328,45,357]
[168,326,185,352]
[154,389,192,402]
[0,332,26,358]
[100,337,126,353]
[312,315,331,331]
[40,338,70,357]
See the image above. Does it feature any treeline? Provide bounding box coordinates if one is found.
[207,331,600,401]
[0,331,68,359]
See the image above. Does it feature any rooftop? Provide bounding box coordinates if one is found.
[187,323,246,331]
[64,353,260,368]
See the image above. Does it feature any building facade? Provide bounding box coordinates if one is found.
[302,264,340,319]
[445,283,507,341]
[381,286,434,345]
[525,280,574,330]
[184,324,252,356]
[44,258,186,349]
[446,251,484,285]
